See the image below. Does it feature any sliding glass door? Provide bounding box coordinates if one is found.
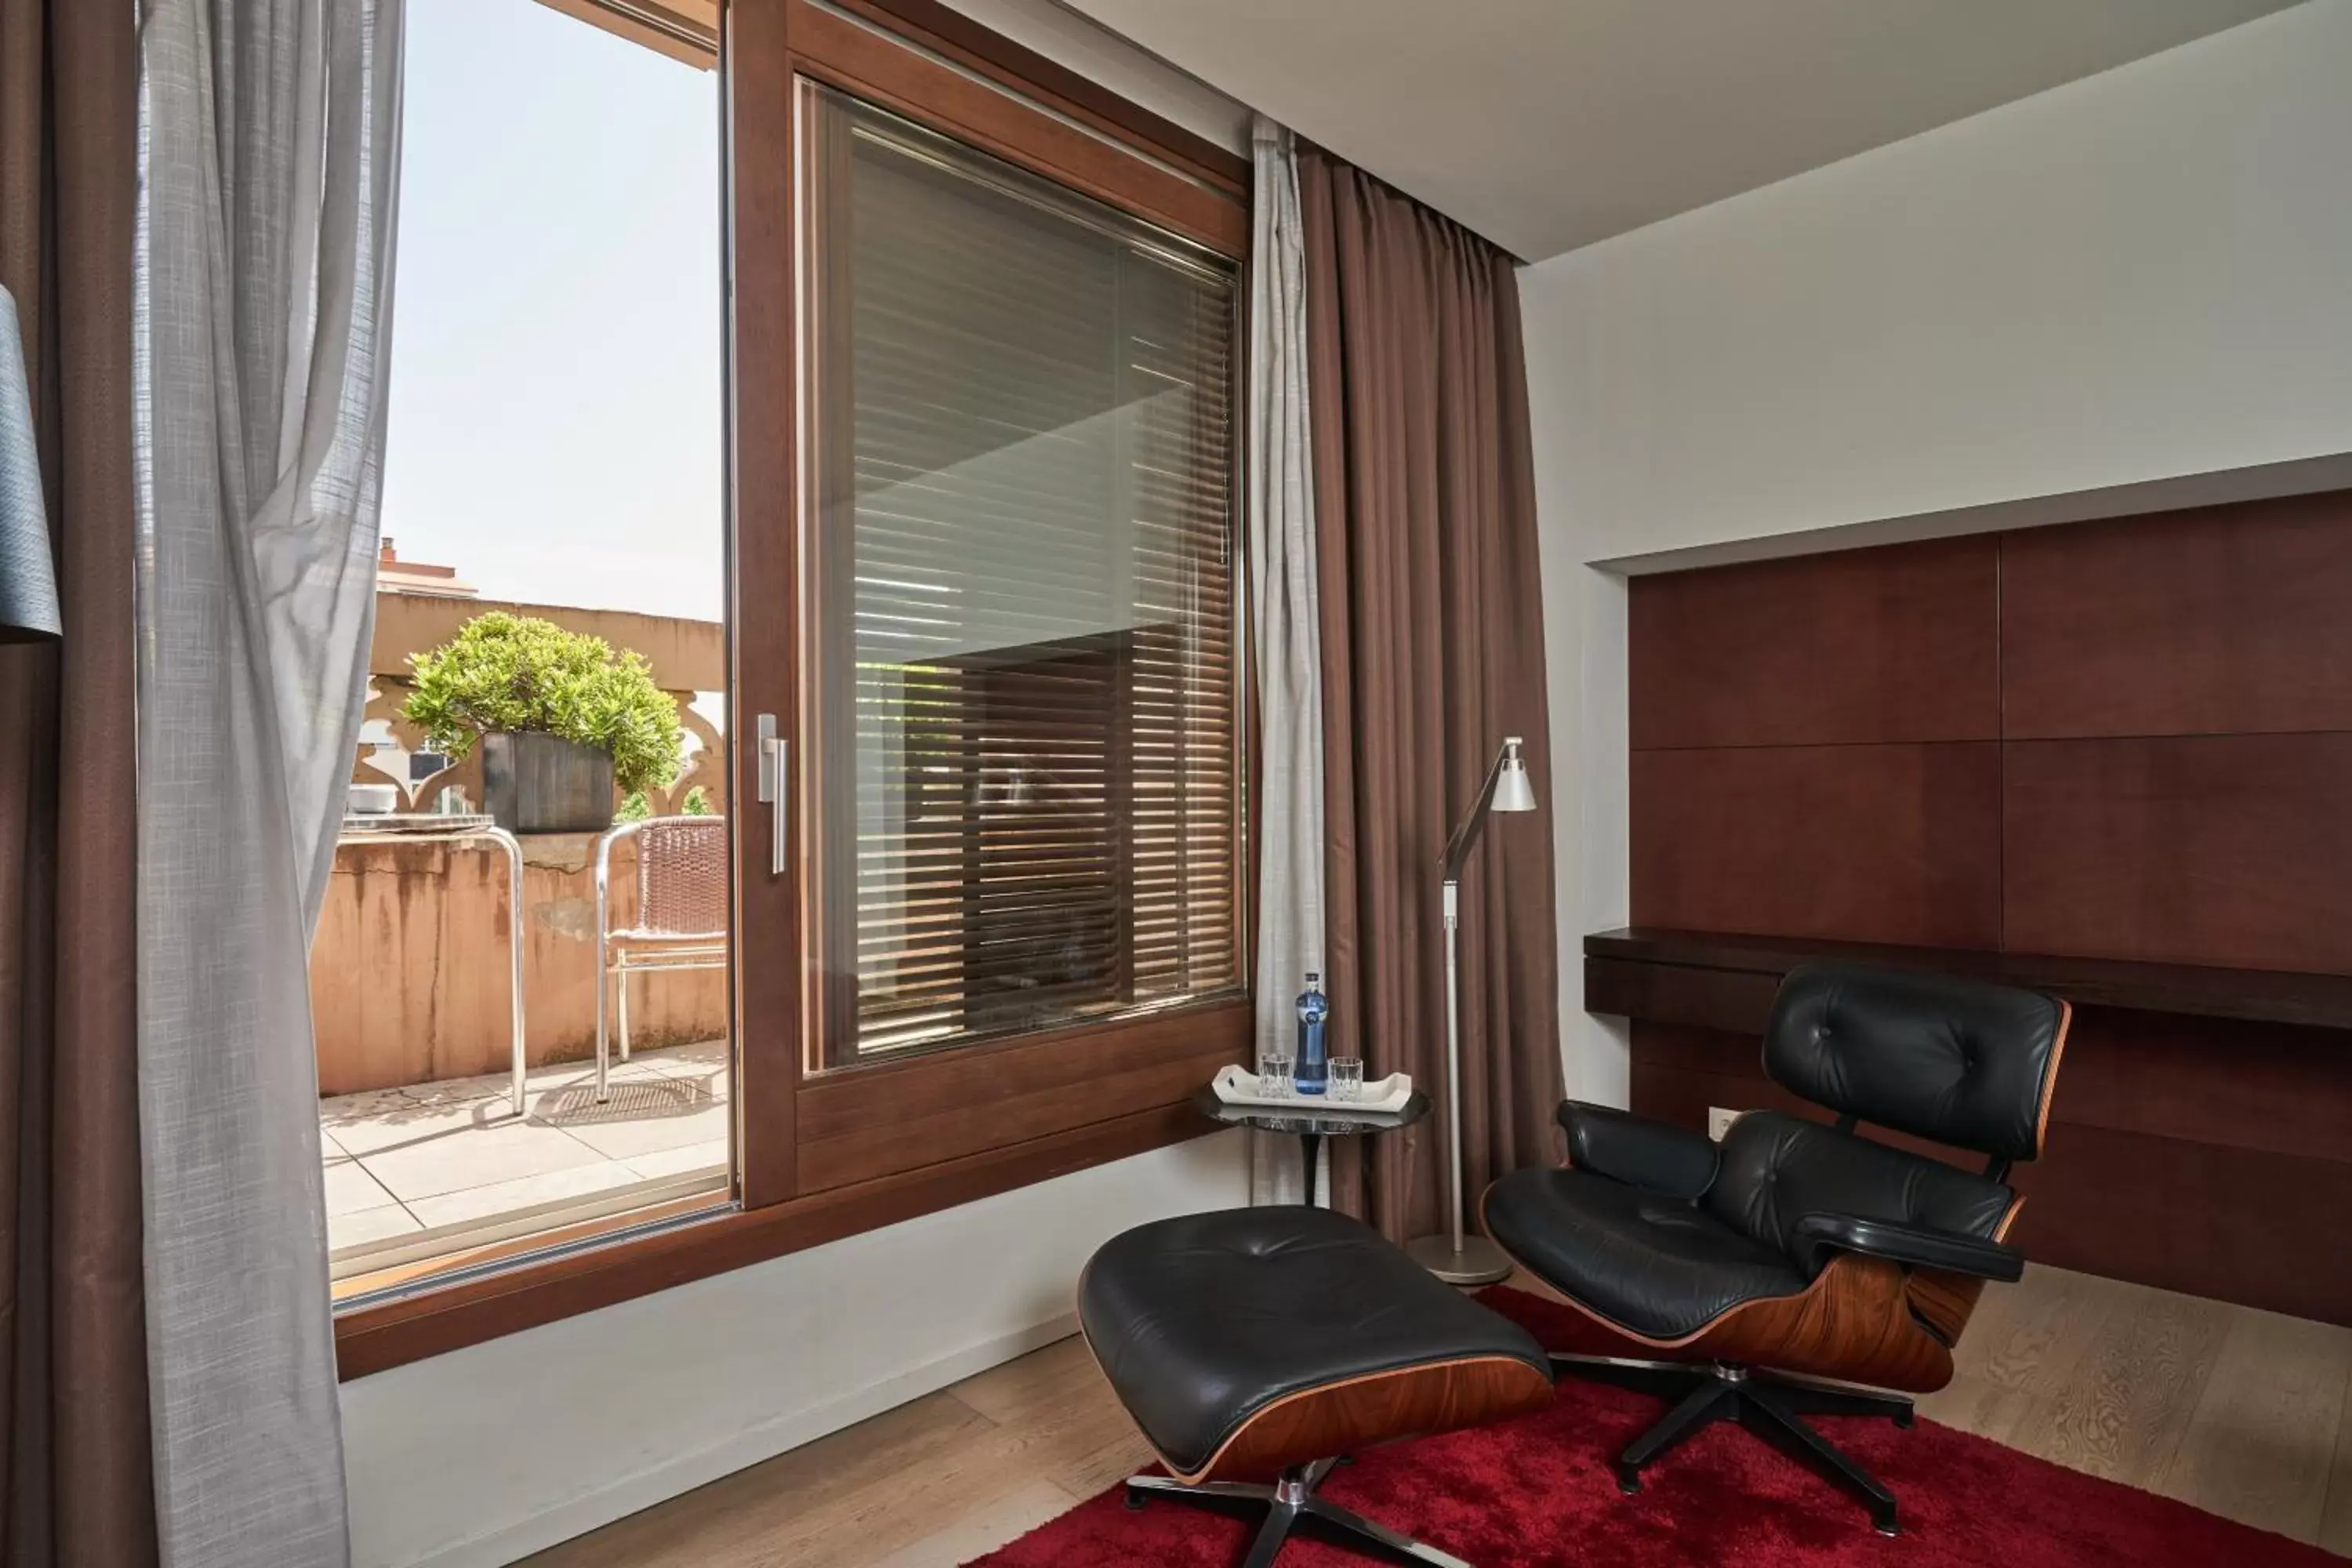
[328,0,1257,1364]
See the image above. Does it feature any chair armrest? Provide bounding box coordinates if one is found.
[1557,1101,1719,1200]
[1790,1213,2025,1282]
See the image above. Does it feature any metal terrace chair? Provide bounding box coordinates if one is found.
[593,815,728,1102]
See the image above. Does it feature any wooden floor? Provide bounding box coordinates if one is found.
[524,1264,2352,1567]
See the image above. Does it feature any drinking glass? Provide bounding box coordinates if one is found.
[1330,1057,1364,1102]
[1260,1053,1294,1099]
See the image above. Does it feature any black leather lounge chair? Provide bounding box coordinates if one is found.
[1483,961,2070,1536]
[1080,1206,1556,1566]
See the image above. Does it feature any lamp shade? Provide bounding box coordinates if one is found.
[1492,735,1537,812]
[0,285,60,642]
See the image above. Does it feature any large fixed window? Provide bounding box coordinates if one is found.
[796,85,1244,1069]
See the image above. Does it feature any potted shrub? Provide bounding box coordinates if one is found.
[405,611,683,833]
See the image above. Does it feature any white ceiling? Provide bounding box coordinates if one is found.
[1055,0,2304,260]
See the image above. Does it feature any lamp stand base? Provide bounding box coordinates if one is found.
[1403,1232,1513,1287]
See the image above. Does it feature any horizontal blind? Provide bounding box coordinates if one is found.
[804,85,1242,1060]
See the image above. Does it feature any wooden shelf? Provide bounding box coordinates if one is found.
[1585,926,2352,1035]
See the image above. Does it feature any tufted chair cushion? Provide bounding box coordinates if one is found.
[1704,1112,2015,1260]
[1766,963,2067,1162]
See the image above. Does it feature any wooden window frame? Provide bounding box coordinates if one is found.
[334,0,1251,1380]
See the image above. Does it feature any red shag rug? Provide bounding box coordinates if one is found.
[969,1287,2336,1566]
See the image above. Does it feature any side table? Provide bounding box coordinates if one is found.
[1189,1081,1432,1209]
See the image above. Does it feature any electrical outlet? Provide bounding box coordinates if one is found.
[1708,1106,1742,1142]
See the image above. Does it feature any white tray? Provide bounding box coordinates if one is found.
[1211,1063,1414,1115]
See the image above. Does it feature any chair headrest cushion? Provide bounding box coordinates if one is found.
[1764,963,2067,1161]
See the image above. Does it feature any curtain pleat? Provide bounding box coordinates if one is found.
[1298,146,1563,1242]
[133,1,403,1562]
[1246,115,1325,1206]
[0,0,159,1562]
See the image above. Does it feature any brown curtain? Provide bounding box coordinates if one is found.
[1298,146,1563,1242]
[0,1,157,1563]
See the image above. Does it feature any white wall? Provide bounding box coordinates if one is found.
[1522,0,2352,1099]
[343,1131,1246,1567]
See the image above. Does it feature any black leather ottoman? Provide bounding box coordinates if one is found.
[1079,1207,1554,1567]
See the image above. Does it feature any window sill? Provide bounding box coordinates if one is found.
[332,1098,1225,1380]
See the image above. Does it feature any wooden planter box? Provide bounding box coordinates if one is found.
[481,731,615,833]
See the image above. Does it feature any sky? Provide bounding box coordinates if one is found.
[378,0,724,624]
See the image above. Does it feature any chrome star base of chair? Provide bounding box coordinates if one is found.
[1125,1457,1470,1568]
[1554,1353,1912,1536]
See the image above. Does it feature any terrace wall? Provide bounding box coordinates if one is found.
[314,595,731,1093]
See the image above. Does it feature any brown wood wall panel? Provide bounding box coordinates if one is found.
[2003,732,2352,974]
[1629,535,1999,750]
[2010,1123,2352,1330]
[2002,490,2352,741]
[1623,493,2352,1324]
[2049,1007,2352,1167]
[1629,1022,2352,1327]
[1630,742,2002,949]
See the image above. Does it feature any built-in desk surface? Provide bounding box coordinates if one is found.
[1586,926,2352,1034]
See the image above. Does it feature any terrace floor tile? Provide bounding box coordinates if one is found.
[323,1037,733,1268]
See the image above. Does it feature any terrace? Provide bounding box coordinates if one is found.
[321,1036,729,1278]
[318,565,734,1288]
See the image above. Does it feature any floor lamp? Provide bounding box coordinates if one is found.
[1404,735,1537,1286]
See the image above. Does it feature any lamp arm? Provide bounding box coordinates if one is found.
[1440,742,1512,881]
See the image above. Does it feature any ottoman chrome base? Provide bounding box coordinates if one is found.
[1125,1458,1470,1568]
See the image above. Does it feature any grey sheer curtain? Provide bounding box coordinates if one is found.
[135,1,403,1563]
[1247,116,1325,1206]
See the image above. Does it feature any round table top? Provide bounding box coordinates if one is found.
[1189,1080,1431,1137]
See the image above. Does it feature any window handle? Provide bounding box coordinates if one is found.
[757,714,787,877]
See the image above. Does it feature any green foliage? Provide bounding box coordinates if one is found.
[404,612,684,796]
[612,786,711,825]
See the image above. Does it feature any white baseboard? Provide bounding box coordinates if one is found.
[395,1312,1081,1568]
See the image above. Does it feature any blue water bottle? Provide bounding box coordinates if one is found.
[1295,973,1330,1094]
